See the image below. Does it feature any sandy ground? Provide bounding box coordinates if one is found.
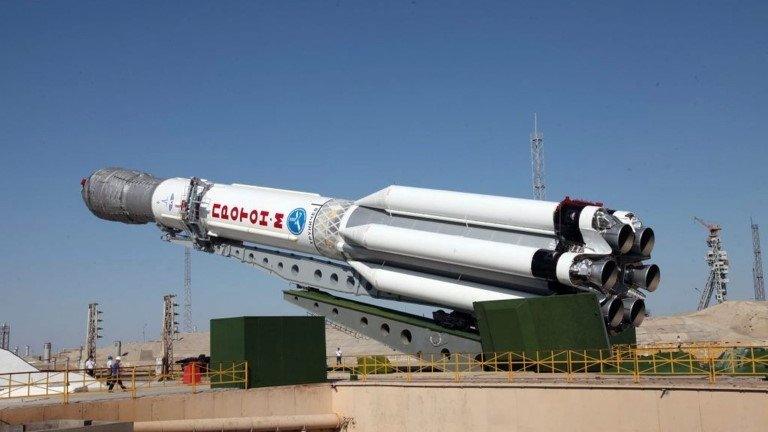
[637,300,768,345]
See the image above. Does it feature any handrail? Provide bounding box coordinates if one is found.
[0,362,248,403]
[327,344,768,384]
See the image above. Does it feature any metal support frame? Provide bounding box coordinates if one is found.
[85,303,102,361]
[0,323,9,351]
[161,294,179,376]
[284,289,481,357]
[751,219,766,301]
[695,218,729,310]
[180,177,213,249]
[530,113,545,200]
[164,236,481,357]
[183,247,193,332]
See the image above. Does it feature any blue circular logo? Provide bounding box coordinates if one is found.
[287,208,307,235]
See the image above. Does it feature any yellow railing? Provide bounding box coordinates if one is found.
[328,344,768,384]
[0,362,248,403]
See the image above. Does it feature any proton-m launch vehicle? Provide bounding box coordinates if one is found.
[82,167,659,354]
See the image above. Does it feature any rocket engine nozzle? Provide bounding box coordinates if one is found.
[587,258,620,291]
[622,297,646,327]
[601,296,625,327]
[631,227,655,257]
[602,223,635,254]
[624,264,661,292]
[81,167,163,224]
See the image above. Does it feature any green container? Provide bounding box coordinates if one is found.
[210,316,327,388]
[474,293,611,353]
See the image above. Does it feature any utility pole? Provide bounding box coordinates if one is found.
[183,247,193,332]
[530,113,546,200]
[85,303,103,361]
[0,323,9,350]
[751,218,766,301]
[694,217,730,310]
[161,294,179,376]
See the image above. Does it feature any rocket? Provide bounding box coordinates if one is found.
[81,167,659,330]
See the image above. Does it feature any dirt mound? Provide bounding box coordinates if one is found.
[638,301,768,345]
[688,301,768,339]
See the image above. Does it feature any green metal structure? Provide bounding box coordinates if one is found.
[473,293,617,353]
[210,316,327,388]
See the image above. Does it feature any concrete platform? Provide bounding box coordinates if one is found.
[1,377,766,431]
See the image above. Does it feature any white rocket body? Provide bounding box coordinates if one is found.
[152,178,328,255]
[81,168,658,326]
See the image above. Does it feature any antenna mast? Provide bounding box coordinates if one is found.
[751,218,766,301]
[530,113,545,200]
[183,247,193,332]
[161,294,179,376]
[85,303,102,361]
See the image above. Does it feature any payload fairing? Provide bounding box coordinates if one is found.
[81,167,659,332]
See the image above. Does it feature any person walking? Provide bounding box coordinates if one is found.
[335,347,343,365]
[104,355,113,386]
[107,356,127,392]
[85,357,95,377]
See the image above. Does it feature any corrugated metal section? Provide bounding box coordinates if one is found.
[81,167,163,224]
[210,316,326,389]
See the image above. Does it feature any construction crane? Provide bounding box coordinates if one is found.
[751,218,766,301]
[694,217,729,310]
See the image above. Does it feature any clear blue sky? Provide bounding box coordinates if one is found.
[1,1,767,353]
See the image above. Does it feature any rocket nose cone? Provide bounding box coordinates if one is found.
[355,186,393,209]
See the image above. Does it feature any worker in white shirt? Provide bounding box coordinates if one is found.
[85,357,95,377]
[335,347,342,365]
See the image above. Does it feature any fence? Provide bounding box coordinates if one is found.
[328,344,768,384]
[0,362,248,403]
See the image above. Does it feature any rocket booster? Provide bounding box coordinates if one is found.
[81,167,659,327]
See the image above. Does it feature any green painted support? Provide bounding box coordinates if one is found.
[474,293,616,353]
[210,316,327,388]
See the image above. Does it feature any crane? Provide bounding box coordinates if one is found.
[694,217,729,310]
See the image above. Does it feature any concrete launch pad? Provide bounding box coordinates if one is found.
[1,378,766,432]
